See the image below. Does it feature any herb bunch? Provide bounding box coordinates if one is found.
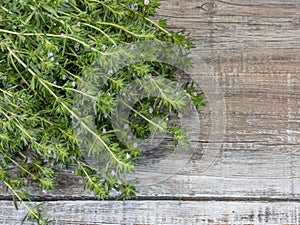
[0,0,204,223]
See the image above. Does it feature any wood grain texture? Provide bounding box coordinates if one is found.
[2,200,300,225]
[132,0,300,198]
[2,0,300,223]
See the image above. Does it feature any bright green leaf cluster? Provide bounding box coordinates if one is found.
[0,0,204,224]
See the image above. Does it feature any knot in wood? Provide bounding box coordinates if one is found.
[199,2,217,11]
[292,18,300,27]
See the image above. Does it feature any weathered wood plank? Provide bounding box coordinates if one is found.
[1,200,300,225]
[135,0,300,196]
[2,0,300,200]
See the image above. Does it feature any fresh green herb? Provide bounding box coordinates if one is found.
[0,0,204,223]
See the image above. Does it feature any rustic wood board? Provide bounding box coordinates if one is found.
[1,200,300,225]
[2,0,300,223]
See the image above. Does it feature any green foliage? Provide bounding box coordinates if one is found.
[0,0,204,223]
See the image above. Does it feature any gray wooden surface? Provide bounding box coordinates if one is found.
[2,200,300,225]
[2,0,300,224]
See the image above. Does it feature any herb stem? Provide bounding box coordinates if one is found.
[3,181,39,220]
[0,29,106,55]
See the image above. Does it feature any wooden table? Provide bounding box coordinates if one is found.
[2,0,300,224]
